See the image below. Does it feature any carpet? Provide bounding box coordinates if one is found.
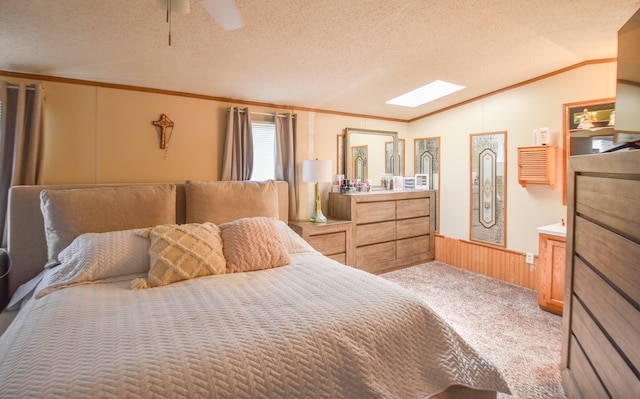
[380,261,566,399]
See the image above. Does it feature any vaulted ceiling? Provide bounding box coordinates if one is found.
[1,0,639,121]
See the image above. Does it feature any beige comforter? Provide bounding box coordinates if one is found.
[0,227,509,398]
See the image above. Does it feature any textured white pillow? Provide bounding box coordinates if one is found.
[36,229,150,298]
[133,222,226,289]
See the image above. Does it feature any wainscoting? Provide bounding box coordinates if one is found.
[435,235,537,290]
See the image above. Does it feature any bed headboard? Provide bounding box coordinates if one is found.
[3,181,289,301]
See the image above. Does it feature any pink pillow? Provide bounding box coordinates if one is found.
[220,217,291,273]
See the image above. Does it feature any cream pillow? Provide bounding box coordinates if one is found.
[40,184,176,267]
[133,222,225,289]
[220,217,291,273]
[185,180,279,224]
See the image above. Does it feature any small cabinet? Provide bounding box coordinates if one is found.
[518,145,557,188]
[536,224,566,315]
[288,219,353,265]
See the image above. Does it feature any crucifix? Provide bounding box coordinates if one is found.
[152,114,174,149]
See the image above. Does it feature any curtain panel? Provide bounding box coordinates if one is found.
[275,114,299,221]
[0,81,45,309]
[220,107,253,181]
[0,81,44,244]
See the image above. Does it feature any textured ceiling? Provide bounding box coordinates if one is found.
[1,0,639,121]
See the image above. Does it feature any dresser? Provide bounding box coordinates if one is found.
[562,150,640,398]
[327,190,435,274]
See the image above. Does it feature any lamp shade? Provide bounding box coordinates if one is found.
[302,159,332,183]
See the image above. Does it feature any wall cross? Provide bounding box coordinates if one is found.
[152,114,174,149]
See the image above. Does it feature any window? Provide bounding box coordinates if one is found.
[250,121,276,181]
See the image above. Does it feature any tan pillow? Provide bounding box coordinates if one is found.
[133,222,225,289]
[40,184,177,267]
[185,180,279,224]
[220,217,291,273]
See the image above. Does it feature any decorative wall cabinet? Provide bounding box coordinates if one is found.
[517,145,557,188]
[327,190,435,274]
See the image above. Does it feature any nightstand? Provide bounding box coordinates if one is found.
[289,219,353,266]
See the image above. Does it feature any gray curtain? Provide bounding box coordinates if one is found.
[275,113,299,221]
[0,81,44,308]
[220,107,253,181]
[0,81,45,245]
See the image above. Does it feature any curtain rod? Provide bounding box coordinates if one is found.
[236,109,295,118]
[5,84,38,91]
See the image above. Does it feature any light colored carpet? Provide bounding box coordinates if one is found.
[380,261,566,399]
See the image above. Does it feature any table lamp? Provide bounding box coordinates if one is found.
[302,159,332,223]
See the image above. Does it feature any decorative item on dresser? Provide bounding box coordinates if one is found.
[562,150,640,398]
[288,219,353,265]
[327,190,435,274]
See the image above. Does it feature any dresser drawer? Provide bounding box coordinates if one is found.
[397,198,429,219]
[355,201,396,224]
[355,241,396,270]
[397,235,429,259]
[356,221,396,246]
[308,231,346,256]
[397,216,430,239]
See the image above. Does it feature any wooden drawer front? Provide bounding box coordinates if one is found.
[355,201,395,224]
[356,221,396,247]
[396,198,429,219]
[397,217,429,239]
[326,253,346,264]
[574,216,640,305]
[308,232,345,256]
[566,336,608,399]
[576,175,640,242]
[397,235,429,259]
[356,241,396,270]
[571,298,640,398]
[573,257,640,371]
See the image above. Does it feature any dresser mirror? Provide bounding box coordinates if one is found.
[342,128,399,188]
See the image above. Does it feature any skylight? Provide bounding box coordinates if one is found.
[386,80,465,107]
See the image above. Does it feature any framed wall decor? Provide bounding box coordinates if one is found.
[561,97,615,204]
[469,131,507,247]
[414,136,440,231]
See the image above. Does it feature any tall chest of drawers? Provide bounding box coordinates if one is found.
[562,151,640,398]
[327,190,435,274]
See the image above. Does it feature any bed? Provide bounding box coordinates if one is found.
[0,180,510,398]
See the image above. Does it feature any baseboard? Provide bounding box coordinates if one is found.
[435,235,537,290]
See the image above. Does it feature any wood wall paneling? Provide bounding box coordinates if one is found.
[435,234,537,290]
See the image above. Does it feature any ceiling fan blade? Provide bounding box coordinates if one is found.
[154,0,190,14]
[202,0,244,30]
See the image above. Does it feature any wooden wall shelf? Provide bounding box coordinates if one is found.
[517,145,557,189]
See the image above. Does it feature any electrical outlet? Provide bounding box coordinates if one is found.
[526,253,534,264]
